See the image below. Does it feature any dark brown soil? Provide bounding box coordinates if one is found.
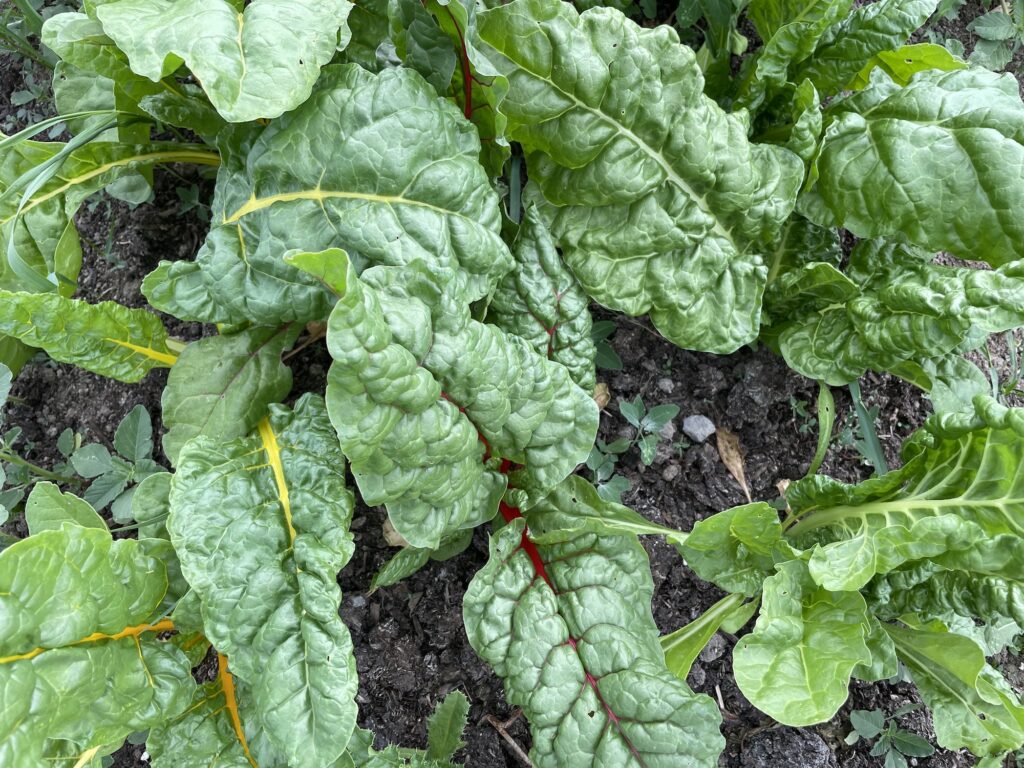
[1,3,1023,767]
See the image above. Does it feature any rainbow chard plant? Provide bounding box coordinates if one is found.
[1,0,1024,765]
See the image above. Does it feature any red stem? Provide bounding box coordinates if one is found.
[445,8,473,119]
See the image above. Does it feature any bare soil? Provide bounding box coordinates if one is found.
[1,2,1022,766]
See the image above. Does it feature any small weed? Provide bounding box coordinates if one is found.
[845,707,935,768]
[619,395,680,466]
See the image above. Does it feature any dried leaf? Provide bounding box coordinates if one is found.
[716,428,752,503]
[383,518,410,548]
[593,382,611,410]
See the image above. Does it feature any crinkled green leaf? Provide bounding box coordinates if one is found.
[736,0,853,110]
[733,560,877,726]
[803,68,1024,266]
[388,0,457,95]
[161,325,298,466]
[681,502,792,597]
[0,291,177,381]
[774,239,1024,385]
[0,525,194,766]
[486,207,596,392]
[86,0,353,122]
[892,355,991,416]
[884,619,1024,760]
[793,0,938,95]
[168,395,357,768]
[289,249,597,549]
[785,397,1024,591]
[762,215,846,321]
[464,514,724,767]
[131,471,171,539]
[147,64,511,326]
[24,482,105,534]
[476,0,802,352]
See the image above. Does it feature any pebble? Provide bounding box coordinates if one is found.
[657,377,674,393]
[662,463,680,482]
[682,414,716,443]
[699,633,726,663]
[350,595,367,609]
[659,420,676,441]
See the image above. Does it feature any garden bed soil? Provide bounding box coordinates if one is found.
[2,2,1023,765]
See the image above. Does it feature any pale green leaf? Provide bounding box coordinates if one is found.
[425,691,469,761]
[114,404,152,461]
[87,0,354,122]
[24,482,105,534]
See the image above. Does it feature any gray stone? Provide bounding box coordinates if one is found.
[682,414,716,443]
[657,377,675,393]
[741,728,834,768]
[661,463,680,482]
[699,633,726,663]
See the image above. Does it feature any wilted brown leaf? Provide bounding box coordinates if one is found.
[716,428,752,503]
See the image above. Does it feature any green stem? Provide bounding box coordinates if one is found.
[0,450,71,483]
[109,514,169,533]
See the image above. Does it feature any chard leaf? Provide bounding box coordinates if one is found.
[86,0,354,122]
[0,291,176,381]
[168,395,357,768]
[884,619,1024,760]
[773,240,1024,385]
[786,397,1024,591]
[0,138,218,299]
[486,207,596,392]
[388,0,457,95]
[661,593,747,681]
[681,502,792,597]
[737,0,853,110]
[289,249,598,549]
[793,0,939,95]
[732,560,877,726]
[849,42,966,89]
[149,64,510,326]
[161,325,298,466]
[24,482,105,533]
[0,526,194,765]
[476,0,802,352]
[464,513,724,767]
[804,68,1024,266]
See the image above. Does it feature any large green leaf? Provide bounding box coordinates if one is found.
[793,0,938,95]
[86,0,353,122]
[289,249,598,549]
[784,397,1024,591]
[24,482,105,534]
[486,207,596,392]
[0,525,194,766]
[476,0,802,352]
[161,325,298,466]
[732,560,877,726]
[168,395,357,768]
[885,619,1024,761]
[803,68,1024,266]
[0,291,177,381]
[772,239,1024,385]
[464,512,724,767]
[147,64,511,326]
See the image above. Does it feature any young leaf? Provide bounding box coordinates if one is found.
[24,482,105,533]
[71,443,115,477]
[0,526,194,765]
[147,64,512,326]
[114,404,153,462]
[850,709,886,740]
[0,291,177,382]
[476,0,803,352]
[87,0,355,122]
[160,325,298,466]
[288,249,597,549]
[804,68,1024,267]
[733,560,876,726]
[464,514,724,766]
[661,593,746,681]
[168,395,358,768]
[486,206,597,391]
[425,691,469,761]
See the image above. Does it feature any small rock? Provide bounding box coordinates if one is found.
[661,463,680,482]
[699,633,726,663]
[682,414,716,443]
[657,377,675,394]
[741,728,833,768]
[350,595,367,609]
[687,664,706,689]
